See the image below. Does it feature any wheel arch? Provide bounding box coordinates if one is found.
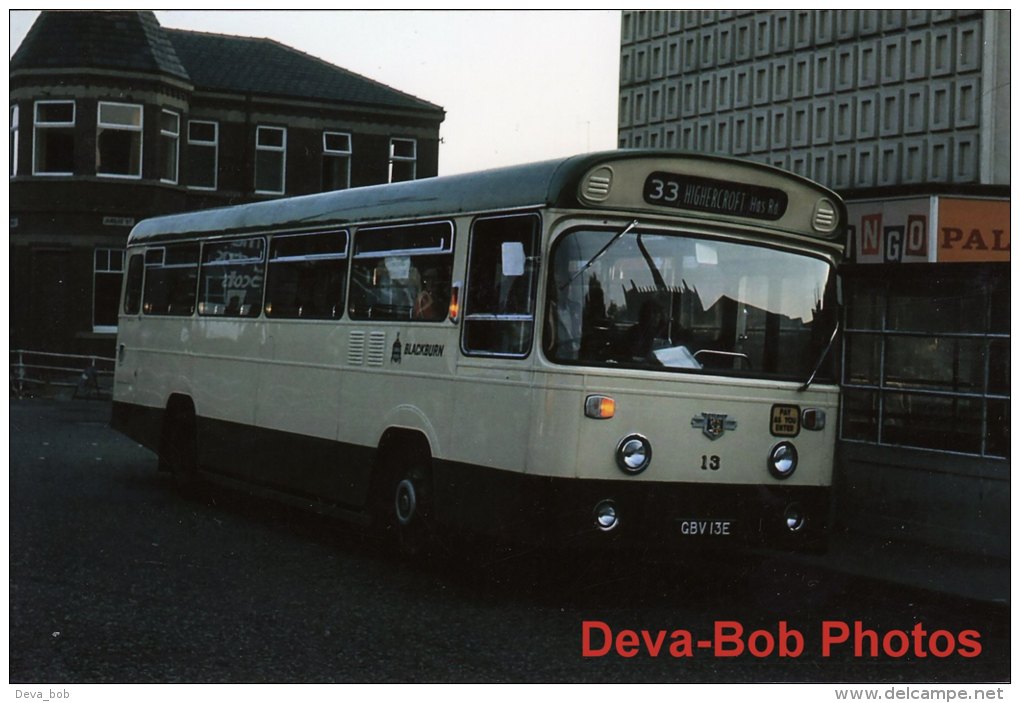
[368,426,434,514]
[164,392,196,418]
[376,404,442,458]
[375,426,434,472]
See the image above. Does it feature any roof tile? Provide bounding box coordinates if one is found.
[11,11,443,117]
[10,11,189,80]
[165,28,442,113]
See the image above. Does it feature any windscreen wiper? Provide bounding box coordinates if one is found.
[797,322,840,392]
[561,219,639,290]
[636,232,667,291]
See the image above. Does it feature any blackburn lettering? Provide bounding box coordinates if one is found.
[404,343,445,358]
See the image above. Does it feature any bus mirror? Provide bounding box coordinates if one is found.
[502,242,526,277]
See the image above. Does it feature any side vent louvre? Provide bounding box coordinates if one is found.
[347,331,366,366]
[366,331,387,367]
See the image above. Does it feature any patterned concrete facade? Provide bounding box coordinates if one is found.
[618,10,1009,192]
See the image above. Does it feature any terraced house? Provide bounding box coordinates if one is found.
[10,10,445,355]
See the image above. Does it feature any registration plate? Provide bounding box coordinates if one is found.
[679,519,734,536]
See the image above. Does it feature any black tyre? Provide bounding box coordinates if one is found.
[384,454,436,558]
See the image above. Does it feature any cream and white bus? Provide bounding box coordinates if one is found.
[111,150,845,554]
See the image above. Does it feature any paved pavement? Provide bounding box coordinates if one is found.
[791,529,1009,606]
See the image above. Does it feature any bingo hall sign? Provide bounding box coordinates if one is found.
[846,196,1009,265]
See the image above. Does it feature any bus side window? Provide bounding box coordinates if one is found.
[142,244,200,316]
[264,230,348,319]
[463,214,540,357]
[348,221,454,322]
[123,253,144,315]
[198,237,266,318]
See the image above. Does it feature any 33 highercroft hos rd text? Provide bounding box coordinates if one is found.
[582,621,983,659]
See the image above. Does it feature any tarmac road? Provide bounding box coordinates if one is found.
[8,399,1010,683]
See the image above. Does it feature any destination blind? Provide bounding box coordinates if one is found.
[643,171,789,221]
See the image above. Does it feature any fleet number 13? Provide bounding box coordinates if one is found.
[701,455,720,471]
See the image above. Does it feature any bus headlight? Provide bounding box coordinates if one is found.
[767,441,798,479]
[616,434,652,475]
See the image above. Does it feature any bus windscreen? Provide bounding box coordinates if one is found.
[546,227,837,381]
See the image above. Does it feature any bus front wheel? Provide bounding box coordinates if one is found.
[394,476,419,527]
[385,457,436,557]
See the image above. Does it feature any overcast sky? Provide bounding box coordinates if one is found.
[9,10,621,176]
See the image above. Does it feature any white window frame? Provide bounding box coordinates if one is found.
[159,109,180,184]
[96,101,143,179]
[388,137,417,183]
[32,99,76,176]
[93,247,125,333]
[255,125,287,195]
[186,119,218,191]
[322,131,352,191]
[10,105,18,177]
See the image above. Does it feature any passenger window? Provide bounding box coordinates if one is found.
[265,230,348,319]
[198,237,265,317]
[142,244,199,316]
[463,214,541,356]
[123,253,144,315]
[349,221,454,321]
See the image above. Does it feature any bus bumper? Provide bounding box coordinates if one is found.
[433,461,829,554]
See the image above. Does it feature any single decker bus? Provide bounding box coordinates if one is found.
[111,150,846,554]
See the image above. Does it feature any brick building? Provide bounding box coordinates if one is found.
[10,10,445,355]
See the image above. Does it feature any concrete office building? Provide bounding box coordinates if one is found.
[619,10,1009,558]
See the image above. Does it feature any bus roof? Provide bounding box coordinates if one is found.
[128,149,845,245]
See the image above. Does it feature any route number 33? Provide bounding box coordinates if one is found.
[700,455,721,471]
